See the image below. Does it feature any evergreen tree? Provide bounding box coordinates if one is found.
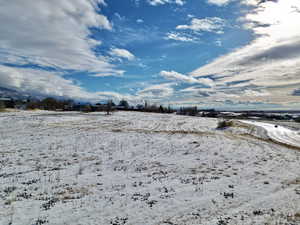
[118,99,129,109]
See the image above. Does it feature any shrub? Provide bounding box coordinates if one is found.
[82,104,92,113]
[217,120,233,129]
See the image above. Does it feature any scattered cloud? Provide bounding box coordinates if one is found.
[108,25,162,46]
[114,12,126,21]
[243,89,269,97]
[207,0,234,6]
[164,32,197,42]
[160,70,214,86]
[180,87,213,97]
[95,91,140,102]
[175,0,185,5]
[176,17,226,34]
[161,70,198,83]
[136,19,144,23]
[109,48,136,61]
[147,0,185,6]
[138,83,174,99]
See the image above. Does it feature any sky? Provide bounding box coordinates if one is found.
[0,0,300,110]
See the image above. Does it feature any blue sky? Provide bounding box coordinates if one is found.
[1,0,300,110]
[79,1,250,93]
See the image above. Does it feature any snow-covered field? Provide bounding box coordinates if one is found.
[0,111,299,225]
[241,120,300,149]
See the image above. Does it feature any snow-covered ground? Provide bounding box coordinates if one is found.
[0,111,299,225]
[241,120,300,149]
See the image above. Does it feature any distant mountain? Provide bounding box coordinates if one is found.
[0,87,75,102]
[0,86,18,93]
[0,87,35,100]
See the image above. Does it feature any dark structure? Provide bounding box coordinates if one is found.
[0,97,15,108]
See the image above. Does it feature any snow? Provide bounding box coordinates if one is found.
[0,111,299,225]
[241,120,300,149]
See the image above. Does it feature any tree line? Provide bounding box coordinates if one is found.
[0,97,178,114]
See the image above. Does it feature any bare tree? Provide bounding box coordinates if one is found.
[106,100,113,115]
[0,101,5,112]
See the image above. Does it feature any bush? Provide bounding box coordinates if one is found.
[26,100,40,110]
[217,120,233,129]
[82,104,92,113]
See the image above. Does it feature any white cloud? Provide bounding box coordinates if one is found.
[179,86,213,97]
[136,19,144,23]
[176,17,226,34]
[175,0,185,5]
[147,0,185,6]
[160,70,214,86]
[109,48,135,61]
[114,13,126,21]
[190,0,300,106]
[243,89,269,97]
[0,0,124,76]
[148,0,169,6]
[207,0,233,6]
[241,0,260,6]
[95,91,139,103]
[0,65,137,102]
[161,70,198,83]
[0,65,93,100]
[164,32,197,42]
[90,70,125,77]
[138,83,174,99]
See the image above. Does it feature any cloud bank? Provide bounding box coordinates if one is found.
[0,0,127,101]
[188,0,300,108]
[0,0,120,74]
[0,65,135,102]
